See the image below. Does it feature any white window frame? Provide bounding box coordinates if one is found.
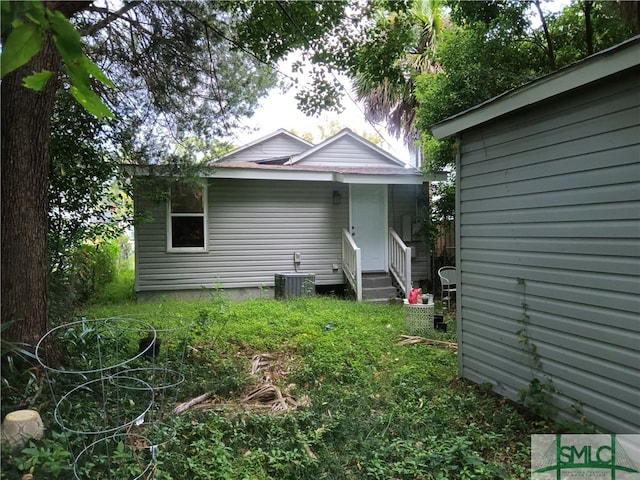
[166,183,208,253]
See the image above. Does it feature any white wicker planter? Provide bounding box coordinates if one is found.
[402,301,434,336]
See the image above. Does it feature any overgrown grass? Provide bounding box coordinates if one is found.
[88,262,136,305]
[1,291,557,479]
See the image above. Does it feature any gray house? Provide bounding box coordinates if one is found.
[432,37,639,432]
[135,128,430,301]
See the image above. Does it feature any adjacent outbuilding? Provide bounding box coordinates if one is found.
[432,36,639,432]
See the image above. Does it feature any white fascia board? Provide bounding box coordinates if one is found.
[432,37,640,140]
[129,164,428,184]
[210,167,334,182]
[333,173,425,185]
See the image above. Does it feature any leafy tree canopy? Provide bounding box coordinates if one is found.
[415,0,638,171]
[448,0,530,33]
[0,0,369,351]
[548,1,637,65]
[2,1,357,158]
[408,0,638,234]
[75,1,350,155]
[48,90,133,270]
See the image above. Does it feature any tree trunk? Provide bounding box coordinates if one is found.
[1,32,61,359]
[2,2,91,365]
[534,0,556,70]
[583,1,594,56]
[617,1,640,34]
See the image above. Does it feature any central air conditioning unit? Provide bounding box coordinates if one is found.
[274,273,316,299]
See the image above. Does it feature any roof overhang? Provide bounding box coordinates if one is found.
[128,163,431,185]
[432,36,640,140]
[333,173,426,185]
[211,164,427,184]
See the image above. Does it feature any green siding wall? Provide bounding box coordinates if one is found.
[457,69,640,432]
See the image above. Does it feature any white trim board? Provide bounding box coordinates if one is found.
[432,36,640,140]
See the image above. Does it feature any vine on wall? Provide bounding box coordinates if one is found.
[515,278,556,419]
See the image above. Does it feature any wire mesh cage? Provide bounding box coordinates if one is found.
[73,433,156,480]
[34,315,192,480]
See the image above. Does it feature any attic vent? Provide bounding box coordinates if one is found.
[274,273,316,299]
[255,156,291,165]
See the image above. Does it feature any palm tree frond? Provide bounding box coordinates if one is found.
[352,0,445,144]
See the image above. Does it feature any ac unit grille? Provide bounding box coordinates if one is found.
[274,273,316,299]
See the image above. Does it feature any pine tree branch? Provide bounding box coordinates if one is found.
[82,2,139,37]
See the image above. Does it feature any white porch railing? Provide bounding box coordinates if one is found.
[342,228,362,301]
[389,228,412,299]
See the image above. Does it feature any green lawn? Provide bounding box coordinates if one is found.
[1,295,557,479]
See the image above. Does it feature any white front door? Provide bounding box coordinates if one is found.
[350,184,387,272]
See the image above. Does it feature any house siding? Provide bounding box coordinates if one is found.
[457,69,640,432]
[296,136,398,167]
[136,178,424,294]
[223,135,309,162]
[136,179,348,291]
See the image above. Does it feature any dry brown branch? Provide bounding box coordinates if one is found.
[173,392,213,414]
[274,384,288,411]
[250,353,276,375]
[304,444,317,459]
[176,352,307,416]
[242,384,277,403]
[396,335,457,350]
[240,381,306,413]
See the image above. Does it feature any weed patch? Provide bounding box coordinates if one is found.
[2,297,557,479]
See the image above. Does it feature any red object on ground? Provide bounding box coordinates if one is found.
[408,288,421,304]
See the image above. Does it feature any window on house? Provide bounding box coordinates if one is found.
[168,183,206,251]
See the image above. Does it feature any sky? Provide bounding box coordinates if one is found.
[235,0,571,166]
[235,54,413,164]
[239,85,413,162]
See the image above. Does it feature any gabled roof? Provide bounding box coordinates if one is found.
[216,128,313,162]
[432,35,640,140]
[201,128,425,184]
[286,128,407,167]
